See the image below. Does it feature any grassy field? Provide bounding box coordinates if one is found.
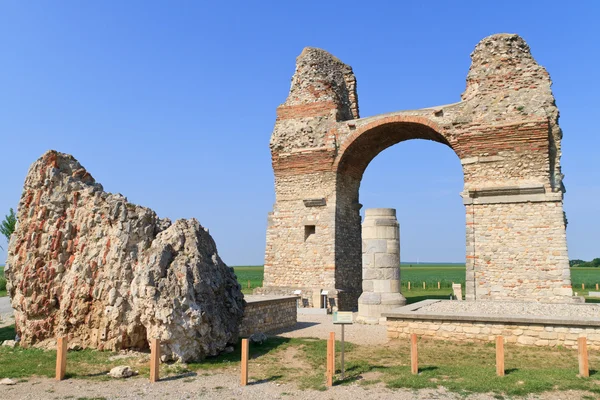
[0,264,598,299]
[234,264,600,301]
[0,323,599,395]
[233,265,264,294]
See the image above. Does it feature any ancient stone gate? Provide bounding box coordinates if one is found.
[258,34,573,310]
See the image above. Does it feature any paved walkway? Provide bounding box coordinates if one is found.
[0,296,11,315]
[0,296,14,328]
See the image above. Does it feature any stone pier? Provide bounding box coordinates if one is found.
[357,208,406,323]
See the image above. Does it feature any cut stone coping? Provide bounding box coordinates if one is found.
[243,295,298,307]
[383,300,600,327]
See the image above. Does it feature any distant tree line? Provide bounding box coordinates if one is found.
[570,259,600,268]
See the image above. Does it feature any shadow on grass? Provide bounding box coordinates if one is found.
[188,336,292,369]
[334,364,391,385]
[505,368,519,375]
[0,324,16,342]
[418,366,439,373]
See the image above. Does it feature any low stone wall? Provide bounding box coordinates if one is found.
[385,301,600,350]
[240,295,297,337]
[386,319,600,350]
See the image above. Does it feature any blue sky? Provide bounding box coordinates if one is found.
[0,1,598,265]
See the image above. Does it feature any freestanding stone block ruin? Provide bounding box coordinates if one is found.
[357,209,406,323]
[6,151,245,361]
[259,33,573,310]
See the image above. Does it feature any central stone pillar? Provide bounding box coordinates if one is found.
[357,208,406,324]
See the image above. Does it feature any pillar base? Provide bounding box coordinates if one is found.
[357,292,406,324]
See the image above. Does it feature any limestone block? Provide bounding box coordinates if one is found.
[375,253,400,268]
[363,240,387,254]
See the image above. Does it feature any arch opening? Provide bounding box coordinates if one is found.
[334,121,467,308]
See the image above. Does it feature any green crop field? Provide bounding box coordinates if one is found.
[233,265,264,294]
[0,263,597,299]
[232,264,600,300]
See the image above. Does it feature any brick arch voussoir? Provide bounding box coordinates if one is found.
[332,115,450,172]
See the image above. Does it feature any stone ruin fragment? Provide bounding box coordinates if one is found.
[5,150,245,362]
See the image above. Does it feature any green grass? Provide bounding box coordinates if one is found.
[571,267,600,291]
[0,265,6,297]
[400,263,465,290]
[1,324,599,396]
[233,265,264,294]
[231,264,600,301]
[1,263,597,299]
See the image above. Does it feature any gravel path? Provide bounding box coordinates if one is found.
[271,312,389,346]
[418,300,600,319]
[0,297,14,329]
[0,297,11,315]
[0,374,593,400]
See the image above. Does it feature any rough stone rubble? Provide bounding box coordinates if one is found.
[6,150,245,362]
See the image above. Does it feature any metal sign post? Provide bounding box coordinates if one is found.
[332,311,353,379]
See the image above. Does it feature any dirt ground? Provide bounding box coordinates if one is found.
[273,312,389,345]
[1,373,595,400]
[1,312,598,399]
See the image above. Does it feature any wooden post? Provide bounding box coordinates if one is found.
[423,282,426,289]
[596,283,599,291]
[326,332,335,386]
[150,338,160,383]
[496,336,505,377]
[408,282,411,291]
[55,336,67,381]
[582,283,585,290]
[578,337,589,378]
[410,333,418,375]
[247,280,251,289]
[438,281,440,290]
[241,338,249,385]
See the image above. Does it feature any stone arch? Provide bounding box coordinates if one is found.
[331,117,465,308]
[259,34,574,310]
[334,116,454,179]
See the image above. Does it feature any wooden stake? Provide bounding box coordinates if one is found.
[326,332,335,386]
[578,337,589,378]
[247,280,251,289]
[423,282,426,289]
[496,336,505,376]
[582,283,585,290]
[438,281,440,290]
[410,333,418,375]
[55,336,67,381]
[596,283,599,291]
[241,338,249,385]
[408,282,411,291]
[150,338,160,383]
[330,331,336,379]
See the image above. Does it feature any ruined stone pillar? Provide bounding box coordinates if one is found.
[357,208,406,324]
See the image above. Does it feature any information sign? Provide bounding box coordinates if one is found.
[332,311,353,325]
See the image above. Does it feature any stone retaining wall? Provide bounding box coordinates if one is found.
[240,296,297,337]
[387,318,600,350]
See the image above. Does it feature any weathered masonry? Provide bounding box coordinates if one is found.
[258,34,573,310]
